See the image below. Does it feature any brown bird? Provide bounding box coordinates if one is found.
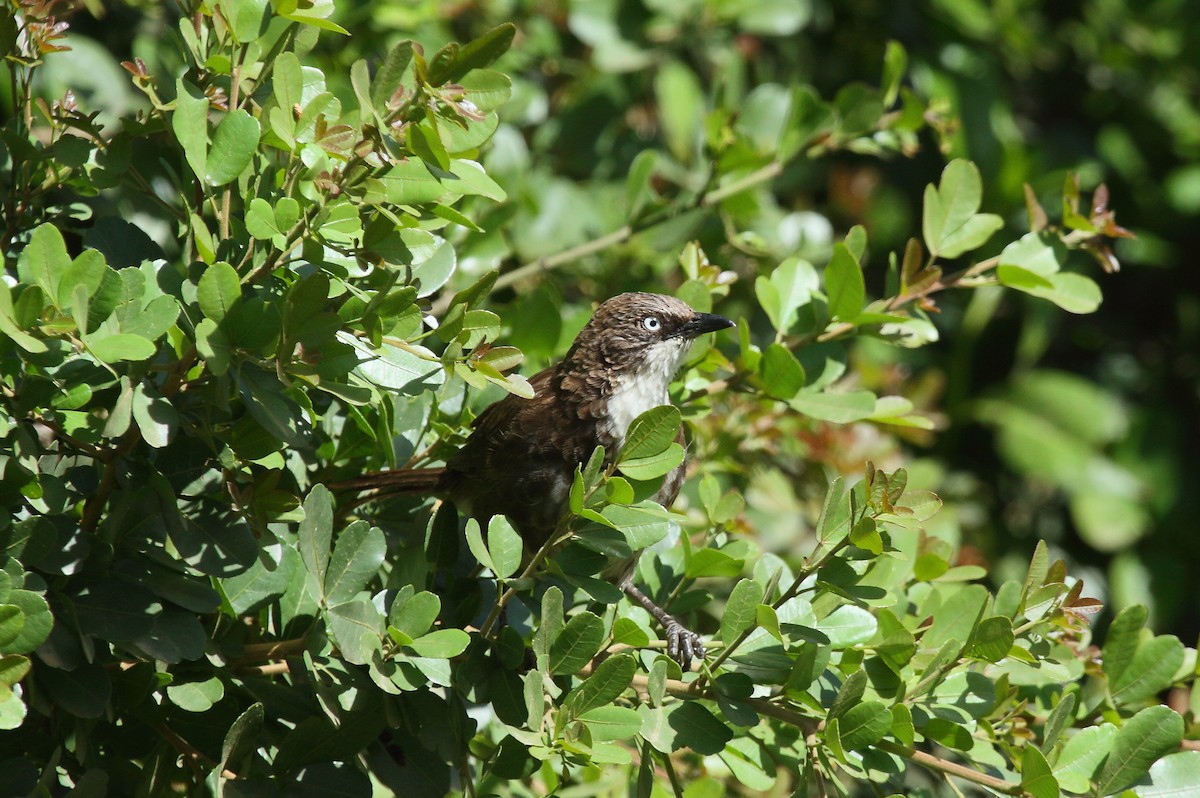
[336,292,734,666]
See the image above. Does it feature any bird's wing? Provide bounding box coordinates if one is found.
[448,367,558,474]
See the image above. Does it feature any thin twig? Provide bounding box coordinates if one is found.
[579,663,1025,797]
[702,535,851,677]
[489,160,786,295]
[876,741,1025,796]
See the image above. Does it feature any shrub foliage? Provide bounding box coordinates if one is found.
[0,2,1194,796]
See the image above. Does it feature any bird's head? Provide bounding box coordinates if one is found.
[568,292,734,380]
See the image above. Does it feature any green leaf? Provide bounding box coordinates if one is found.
[755,257,817,333]
[464,518,495,574]
[196,261,241,324]
[685,548,743,579]
[890,704,915,747]
[922,159,1003,258]
[849,516,882,554]
[1109,634,1185,706]
[220,703,264,780]
[827,669,867,720]
[270,53,302,146]
[819,605,877,648]
[923,584,988,653]
[1102,605,1147,686]
[533,586,564,661]
[656,60,704,162]
[446,159,506,201]
[487,515,523,580]
[565,653,636,718]
[40,664,110,719]
[1041,692,1077,754]
[238,366,305,446]
[168,677,225,712]
[458,69,512,114]
[0,692,24,730]
[219,0,267,42]
[371,41,414,110]
[816,476,851,545]
[410,121,451,171]
[131,383,179,448]
[999,232,1066,277]
[438,23,515,83]
[195,318,231,375]
[719,579,764,645]
[57,248,105,310]
[0,655,30,689]
[579,705,642,742]
[325,599,383,666]
[324,521,386,605]
[790,389,877,423]
[221,548,296,616]
[996,264,1054,291]
[1016,271,1103,314]
[389,590,441,640]
[206,110,260,186]
[1139,752,1200,798]
[407,628,470,658]
[619,406,681,461]
[18,223,71,301]
[549,612,604,675]
[756,604,782,641]
[1096,705,1183,795]
[0,283,47,353]
[838,701,890,750]
[172,79,209,180]
[246,198,283,240]
[626,149,659,220]
[1053,724,1115,794]
[640,702,732,755]
[618,443,685,481]
[969,615,1014,663]
[881,40,906,106]
[1020,745,1060,798]
[120,294,178,341]
[0,607,23,651]
[299,485,334,588]
[2,591,50,655]
[760,343,806,400]
[825,243,865,321]
[602,502,671,550]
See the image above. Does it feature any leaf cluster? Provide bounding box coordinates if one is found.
[0,3,1192,798]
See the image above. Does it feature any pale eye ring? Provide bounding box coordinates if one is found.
[642,316,661,331]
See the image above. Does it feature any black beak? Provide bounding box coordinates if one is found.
[676,312,735,338]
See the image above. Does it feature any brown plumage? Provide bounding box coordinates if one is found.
[335,292,733,666]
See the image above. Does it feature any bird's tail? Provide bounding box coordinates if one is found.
[328,468,446,500]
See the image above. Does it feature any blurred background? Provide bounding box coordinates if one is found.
[50,0,1200,638]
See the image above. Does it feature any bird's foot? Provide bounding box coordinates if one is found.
[663,619,705,670]
[620,578,707,670]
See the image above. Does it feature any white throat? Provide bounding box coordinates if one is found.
[602,339,689,451]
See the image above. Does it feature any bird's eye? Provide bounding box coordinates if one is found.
[642,316,661,331]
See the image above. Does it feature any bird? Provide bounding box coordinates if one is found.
[335,292,734,667]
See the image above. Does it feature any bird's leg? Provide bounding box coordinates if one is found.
[619,576,705,669]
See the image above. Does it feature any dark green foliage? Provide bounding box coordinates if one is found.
[0,1,1195,797]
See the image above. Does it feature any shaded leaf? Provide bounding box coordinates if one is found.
[719,579,764,645]
[825,243,865,320]
[206,110,260,186]
[549,612,604,675]
[838,701,890,750]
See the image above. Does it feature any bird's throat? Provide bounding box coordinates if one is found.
[600,340,688,451]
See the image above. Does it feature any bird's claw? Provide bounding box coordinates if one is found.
[664,620,705,670]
